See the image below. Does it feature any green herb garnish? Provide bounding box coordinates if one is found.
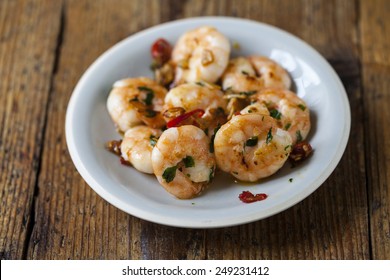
[296,130,303,143]
[289,178,293,182]
[138,86,154,105]
[284,123,291,130]
[195,81,205,87]
[162,166,177,183]
[284,144,291,151]
[298,104,306,111]
[183,156,195,168]
[266,128,273,144]
[238,90,257,97]
[241,70,249,75]
[269,109,282,120]
[209,166,215,182]
[144,109,157,118]
[149,135,158,147]
[245,136,258,147]
[209,125,221,153]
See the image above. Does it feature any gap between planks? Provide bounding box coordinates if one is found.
[22,1,66,260]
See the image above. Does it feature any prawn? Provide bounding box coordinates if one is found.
[164,81,227,115]
[214,114,292,182]
[106,77,167,132]
[121,126,162,174]
[252,88,310,144]
[222,56,291,93]
[151,125,216,199]
[164,82,228,136]
[172,26,230,84]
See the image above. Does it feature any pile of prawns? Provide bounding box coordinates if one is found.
[106,26,313,200]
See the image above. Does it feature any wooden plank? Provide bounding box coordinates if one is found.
[0,0,63,259]
[27,0,202,259]
[360,0,390,259]
[27,0,370,260]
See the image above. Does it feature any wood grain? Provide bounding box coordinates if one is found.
[0,0,388,260]
[27,0,167,260]
[0,0,62,259]
[360,0,390,259]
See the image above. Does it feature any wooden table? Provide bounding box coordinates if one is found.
[1,0,389,260]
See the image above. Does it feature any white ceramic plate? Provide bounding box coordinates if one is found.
[66,17,350,228]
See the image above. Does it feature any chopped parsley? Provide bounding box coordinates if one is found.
[195,81,205,87]
[238,90,257,97]
[144,109,157,118]
[241,70,249,75]
[144,92,154,106]
[266,128,273,144]
[209,125,221,153]
[162,166,177,183]
[296,130,303,143]
[284,123,291,130]
[149,135,158,147]
[298,104,306,111]
[284,144,291,151]
[137,86,154,105]
[183,156,195,168]
[245,136,258,147]
[269,109,282,120]
[209,166,215,182]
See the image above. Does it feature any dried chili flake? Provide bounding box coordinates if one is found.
[105,140,122,156]
[289,141,313,164]
[120,156,131,166]
[151,38,172,66]
[166,109,205,128]
[239,191,268,203]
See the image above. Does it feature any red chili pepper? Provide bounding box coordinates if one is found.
[166,109,205,128]
[239,191,268,203]
[151,38,172,65]
[120,156,132,167]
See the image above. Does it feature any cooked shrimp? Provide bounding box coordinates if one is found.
[252,88,310,144]
[248,56,291,89]
[172,26,230,84]
[164,82,227,115]
[120,126,162,174]
[151,125,216,199]
[222,56,291,92]
[240,102,269,115]
[106,77,167,132]
[214,114,292,182]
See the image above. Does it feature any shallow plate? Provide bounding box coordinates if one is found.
[65,17,350,228]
